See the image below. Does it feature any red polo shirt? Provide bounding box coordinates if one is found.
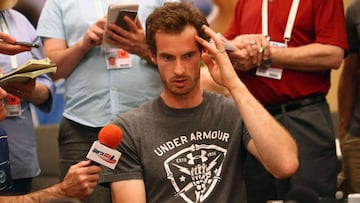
[224,0,348,105]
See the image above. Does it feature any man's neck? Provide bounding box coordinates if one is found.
[160,89,204,109]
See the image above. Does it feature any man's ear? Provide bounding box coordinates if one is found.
[149,50,157,64]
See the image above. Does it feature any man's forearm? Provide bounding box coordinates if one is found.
[0,183,65,203]
[271,43,344,71]
[44,38,90,80]
[228,82,298,178]
[337,54,359,137]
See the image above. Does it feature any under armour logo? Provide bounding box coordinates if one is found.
[187,150,208,165]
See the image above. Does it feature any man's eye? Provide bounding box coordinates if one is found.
[184,54,193,59]
[162,55,174,61]
[183,53,194,60]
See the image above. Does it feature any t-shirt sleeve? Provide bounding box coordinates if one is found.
[313,0,348,53]
[36,0,66,39]
[242,124,251,148]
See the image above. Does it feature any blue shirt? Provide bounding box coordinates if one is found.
[37,0,179,127]
[0,9,55,179]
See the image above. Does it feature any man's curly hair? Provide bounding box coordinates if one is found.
[145,2,210,54]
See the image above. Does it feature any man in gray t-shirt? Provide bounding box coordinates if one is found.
[100,3,299,203]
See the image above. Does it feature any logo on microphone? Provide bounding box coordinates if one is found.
[86,141,121,169]
[92,148,117,164]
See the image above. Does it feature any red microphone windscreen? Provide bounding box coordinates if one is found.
[98,124,123,149]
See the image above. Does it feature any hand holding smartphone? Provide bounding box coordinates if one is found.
[102,3,139,48]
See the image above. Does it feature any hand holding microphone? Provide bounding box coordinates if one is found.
[86,124,123,169]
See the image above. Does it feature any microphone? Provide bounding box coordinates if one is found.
[86,124,123,169]
[98,124,123,148]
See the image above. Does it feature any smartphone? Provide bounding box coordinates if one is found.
[115,10,138,31]
[15,41,40,48]
[103,3,139,48]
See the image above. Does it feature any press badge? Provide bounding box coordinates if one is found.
[5,94,21,117]
[256,41,287,80]
[105,48,132,69]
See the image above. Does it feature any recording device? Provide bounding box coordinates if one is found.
[115,9,137,31]
[209,33,238,51]
[218,33,238,51]
[14,41,40,48]
[102,3,139,48]
[86,124,123,169]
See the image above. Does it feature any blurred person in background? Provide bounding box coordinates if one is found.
[13,0,45,27]
[337,0,360,197]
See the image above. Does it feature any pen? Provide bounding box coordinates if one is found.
[14,41,40,48]
[259,36,270,53]
[259,46,265,53]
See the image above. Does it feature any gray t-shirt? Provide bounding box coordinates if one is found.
[345,0,360,136]
[101,92,251,203]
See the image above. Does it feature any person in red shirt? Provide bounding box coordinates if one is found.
[222,0,348,202]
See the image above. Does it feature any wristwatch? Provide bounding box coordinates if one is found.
[261,58,272,68]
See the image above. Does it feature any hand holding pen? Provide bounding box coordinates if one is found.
[0,32,35,55]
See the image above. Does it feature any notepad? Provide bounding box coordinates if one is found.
[0,58,57,85]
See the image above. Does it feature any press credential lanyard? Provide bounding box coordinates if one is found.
[262,0,300,45]
[95,0,104,19]
[257,0,300,80]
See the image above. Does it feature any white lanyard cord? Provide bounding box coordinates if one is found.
[0,12,18,69]
[95,0,104,19]
[262,0,300,44]
[261,0,269,38]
